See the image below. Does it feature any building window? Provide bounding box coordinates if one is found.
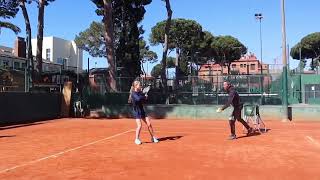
[57,58,63,65]
[250,64,255,70]
[232,64,236,69]
[2,60,9,67]
[14,62,20,69]
[244,64,247,67]
[46,48,51,61]
[22,63,26,69]
[240,64,243,68]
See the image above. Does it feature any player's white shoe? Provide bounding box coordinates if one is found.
[135,139,142,145]
[228,135,237,140]
[152,137,159,143]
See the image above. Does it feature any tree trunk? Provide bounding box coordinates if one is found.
[161,0,172,91]
[20,0,34,84]
[141,61,146,75]
[175,48,180,87]
[141,61,147,86]
[36,0,45,80]
[311,58,315,70]
[103,0,117,92]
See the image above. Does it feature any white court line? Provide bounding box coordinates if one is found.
[306,136,320,148]
[147,130,239,136]
[153,130,221,134]
[155,127,227,131]
[0,129,134,174]
[154,126,319,132]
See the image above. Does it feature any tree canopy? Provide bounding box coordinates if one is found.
[211,35,247,74]
[90,0,152,80]
[150,18,204,77]
[151,64,162,78]
[75,21,106,58]
[0,0,21,34]
[150,18,247,75]
[150,18,203,51]
[291,32,320,70]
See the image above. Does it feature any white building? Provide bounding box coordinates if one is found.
[31,36,83,72]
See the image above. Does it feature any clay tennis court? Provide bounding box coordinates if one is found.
[0,119,319,180]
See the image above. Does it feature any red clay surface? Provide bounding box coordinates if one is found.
[0,118,320,180]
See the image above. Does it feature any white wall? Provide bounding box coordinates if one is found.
[31,36,83,71]
[52,37,71,65]
[31,37,54,62]
[71,41,83,71]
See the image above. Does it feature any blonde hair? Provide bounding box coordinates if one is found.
[132,80,141,90]
[128,80,141,103]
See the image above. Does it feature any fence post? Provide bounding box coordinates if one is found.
[24,66,28,92]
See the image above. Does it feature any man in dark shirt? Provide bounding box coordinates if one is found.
[217,81,254,140]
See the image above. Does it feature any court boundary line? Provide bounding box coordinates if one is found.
[306,136,320,148]
[153,126,317,132]
[0,129,134,174]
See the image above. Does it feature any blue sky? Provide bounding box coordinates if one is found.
[1,0,320,73]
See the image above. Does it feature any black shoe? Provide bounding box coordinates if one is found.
[228,135,237,140]
[247,127,254,136]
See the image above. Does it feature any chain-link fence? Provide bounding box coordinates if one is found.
[288,74,320,104]
[83,73,285,106]
[85,70,320,106]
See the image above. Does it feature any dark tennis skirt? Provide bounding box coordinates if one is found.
[132,108,147,119]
